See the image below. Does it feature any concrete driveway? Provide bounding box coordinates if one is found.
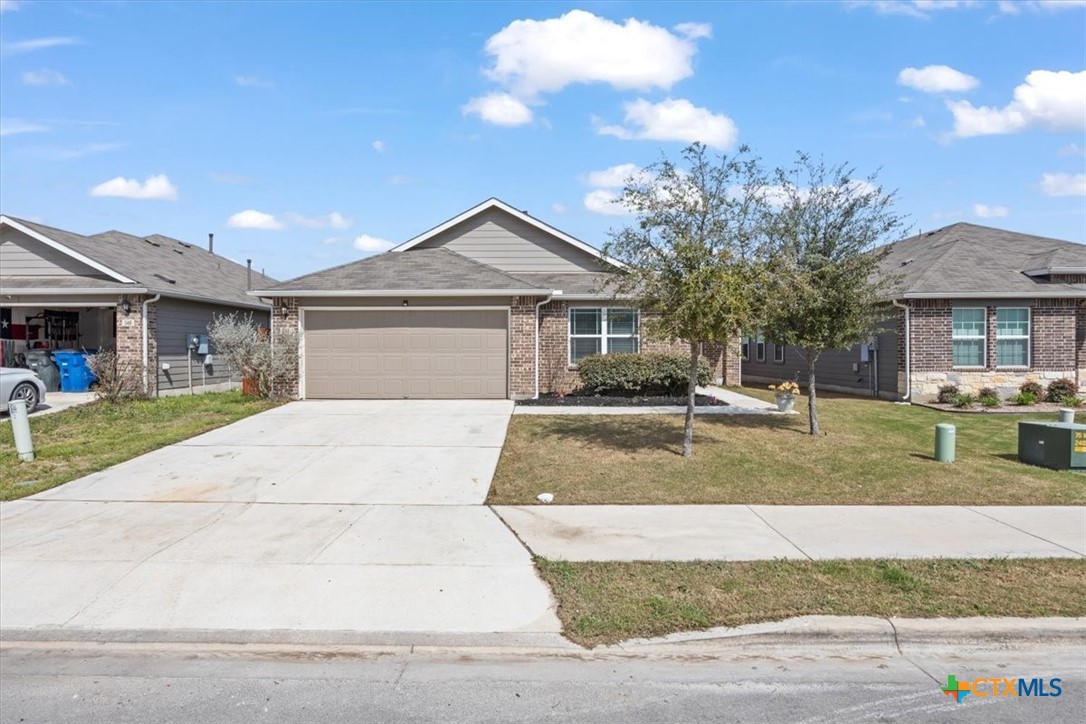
[0,400,560,639]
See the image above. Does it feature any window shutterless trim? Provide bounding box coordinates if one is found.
[568,307,641,366]
[951,307,986,369]
[994,306,1031,369]
[755,333,766,362]
[773,343,785,363]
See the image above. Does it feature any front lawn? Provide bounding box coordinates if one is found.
[537,558,1086,647]
[0,392,279,500]
[489,391,1084,506]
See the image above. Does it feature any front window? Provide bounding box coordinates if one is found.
[755,332,766,362]
[569,308,640,364]
[773,343,785,363]
[952,308,985,367]
[995,307,1030,367]
[740,336,750,361]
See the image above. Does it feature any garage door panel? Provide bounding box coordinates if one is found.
[304,310,507,399]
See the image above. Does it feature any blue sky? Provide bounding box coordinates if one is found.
[1,0,1083,281]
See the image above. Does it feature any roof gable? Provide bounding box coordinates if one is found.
[391,198,620,273]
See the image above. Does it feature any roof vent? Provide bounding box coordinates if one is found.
[143,237,161,247]
[152,273,176,284]
[173,248,184,255]
[177,241,192,249]
[900,258,914,266]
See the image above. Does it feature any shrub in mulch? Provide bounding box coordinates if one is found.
[518,393,727,407]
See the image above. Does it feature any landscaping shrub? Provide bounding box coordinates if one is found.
[208,313,298,398]
[979,394,1001,408]
[1060,396,1084,408]
[977,386,999,399]
[1011,391,1039,406]
[85,349,148,403]
[576,352,712,396]
[936,384,959,404]
[952,392,976,409]
[1019,380,1044,398]
[1045,378,1078,403]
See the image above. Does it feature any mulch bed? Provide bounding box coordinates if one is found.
[517,393,728,407]
[914,400,1079,415]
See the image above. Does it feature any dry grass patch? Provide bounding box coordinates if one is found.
[537,558,1086,647]
[1,392,279,500]
[489,392,1084,505]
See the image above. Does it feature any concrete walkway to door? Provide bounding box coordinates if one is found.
[0,400,562,641]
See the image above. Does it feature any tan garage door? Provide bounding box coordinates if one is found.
[303,309,508,399]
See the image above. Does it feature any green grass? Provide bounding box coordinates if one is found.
[488,390,1084,506]
[0,392,279,500]
[536,558,1086,647]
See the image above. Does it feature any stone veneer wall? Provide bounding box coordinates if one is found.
[115,294,158,396]
[271,297,299,398]
[906,298,1080,400]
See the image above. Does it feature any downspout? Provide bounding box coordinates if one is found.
[142,293,162,395]
[534,293,554,399]
[891,299,910,401]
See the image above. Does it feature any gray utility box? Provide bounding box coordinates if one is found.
[1018,422,1086,471]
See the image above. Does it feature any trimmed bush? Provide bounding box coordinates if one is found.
[1011,391,1039,406]
[936,384,959,404]
[1045,378,1078,403]
[576,352,712,396]
[977,386,999,399]
[952,392,976,409]
[1019,380,1044,398]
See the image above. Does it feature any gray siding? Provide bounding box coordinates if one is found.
[155,298,269,394]
[415,208,607,273]
[0,227,103,277]
[743,324,899,399]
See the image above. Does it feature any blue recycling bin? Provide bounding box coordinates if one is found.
[53,350,97,392]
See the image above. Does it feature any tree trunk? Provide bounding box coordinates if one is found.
[807,351,820,436]
[683,341,700,458]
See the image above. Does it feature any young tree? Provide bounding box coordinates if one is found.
[208,313,299,398]
[603,143,769,458]
[761,153,907,435]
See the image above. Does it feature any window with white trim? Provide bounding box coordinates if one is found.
[568,308,640,364]
[773,343,785,363]
[995,307,1030,368]
[952,308,985,367]
[740,336,750,361]
[755,332,766,362]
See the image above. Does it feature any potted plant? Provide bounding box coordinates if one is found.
[769,381,800,412]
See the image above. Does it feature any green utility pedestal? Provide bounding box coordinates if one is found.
[935,423,955,463]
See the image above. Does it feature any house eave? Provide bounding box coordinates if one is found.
[902,290,1086,299]
[1023,266,1086,277]
[248,288,549,298]
[0,215,137,284]
[0,287,149,296]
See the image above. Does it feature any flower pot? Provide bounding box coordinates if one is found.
[774,393,795,413]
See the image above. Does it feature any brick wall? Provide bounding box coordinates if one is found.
[509,296,538,399]
[272,297,299,398]
[906,298,1079,399]
[1078,301,1086,393]
[114,294,158,396]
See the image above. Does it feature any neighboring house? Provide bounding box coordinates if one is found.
[0,215,276,395]
[743,223,1086,401]
[252,198,742,400]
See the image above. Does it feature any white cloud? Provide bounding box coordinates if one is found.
[597,98,738,149]
[845,1,980,19]
[227,210,283,230]
[1001,0,1086,12]
[21,68,69,86]
[973,203,1009,218]
[353,234,395,253]
[1,37,80,56]
[1040,172,1086,197]
[897,65,978,93]
[372,139,385,153]
[0,1,22,13]
[585,163,651,188]
[90,174,178,201]
[948,70,1086,137]
[583,189,632,216]
[1058,142,1086,157]
[462,92,533,126]
[911,115,927,127]
[0,118,48,136]
[551,202,567,214]
[284,211,354,230]
[480,10,708,100]
[234,75,272,88]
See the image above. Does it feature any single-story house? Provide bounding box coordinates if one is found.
[252,198,741,400]
[742,223,1086,401]
[0,214,276,395]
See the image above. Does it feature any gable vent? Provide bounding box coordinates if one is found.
[152,273,176,284]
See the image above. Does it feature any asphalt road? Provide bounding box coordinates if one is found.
[2,640,1083,723]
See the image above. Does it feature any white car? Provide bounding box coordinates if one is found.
[0,367,47,414]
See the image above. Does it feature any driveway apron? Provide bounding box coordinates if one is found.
[0,400,560,636]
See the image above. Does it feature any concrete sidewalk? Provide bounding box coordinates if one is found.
[494,505,1086,561]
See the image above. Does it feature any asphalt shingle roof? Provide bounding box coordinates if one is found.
[879,222,1085,298]
[507,272,618,296]
[264,248,549,293]
[4,216,276,307]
